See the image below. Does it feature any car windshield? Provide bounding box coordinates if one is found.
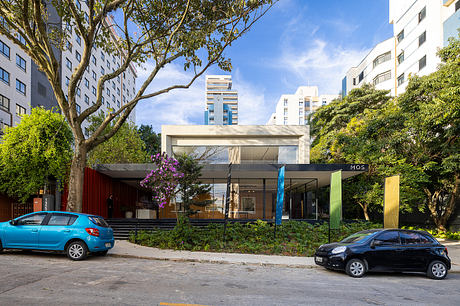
[89,216,109,228]
[340,230,379,243]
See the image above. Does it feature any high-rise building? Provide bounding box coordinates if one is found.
[343,0,460,97]
[267,86,340,126]
[0,1,137,136]
[204,75,238,125]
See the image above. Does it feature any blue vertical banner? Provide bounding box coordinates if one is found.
[275,166,285,226]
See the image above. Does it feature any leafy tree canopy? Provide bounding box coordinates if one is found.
[0,108,73,203]
[138,124,161,157]
[86,112,149,166]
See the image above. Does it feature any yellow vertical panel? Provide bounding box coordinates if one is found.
[384,175,400,228]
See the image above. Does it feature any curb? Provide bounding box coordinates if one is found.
[108,253,319,269]
[108,253,460,273]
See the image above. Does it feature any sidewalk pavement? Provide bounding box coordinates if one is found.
[109,239,460,272]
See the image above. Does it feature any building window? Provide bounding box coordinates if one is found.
[76,103,81,115]
[84,78,89,88]
[358,71,364,83]
[0,94,10,112]
[17,34,26,45]
[65,77,70,87]
[91,55,96,65]
[397,29,404,43]
[16,104,26,116]
[419,31,426,47]
[418,7,426,23]
[298,109,303,115]
[283,118,288,125]
[66,40,72,53]
[66,58,72,70]
[298,101,303,106]
[0,40,10,59]
[76,87,81,97]
[107,60,110,69]
[84,94,89,105]
[92,70,96,80]
[106,88,110,96]
[112,81,115,89]
[322,100,327,106]
[112,94,115,102]
[117,100,120,108]
[373,51,391,68]
[283,98,288,106]
[76,51,81,62]
[397,73,405,86]
[84,13,89,24]
[397,51,404,65]
[75,0,81,10]
[16,79,26,95]
[65,22,72,33]
[92,86,96,95]
[101,66,105,75]
[16,54,26,71]
[305,100,310,108]
[117,88,120,95]
[117,76,120,83]
[101,96,105,105]
[419,55,427,71]
[76,35,81,46]
[284,108,288,116]
[373,70,391,85]
[0,67,10,85]
[101,52,105,61]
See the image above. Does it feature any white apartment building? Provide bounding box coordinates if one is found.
[0,1,137,136]
[343,38,395,96]
[343,0,460,97]
[267,86,340,126]
[204,75,238,125]
[0,33,31,133]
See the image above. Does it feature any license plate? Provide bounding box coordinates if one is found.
[315,256,323,263]
[105,243,111,248]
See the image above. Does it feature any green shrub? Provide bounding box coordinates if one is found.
[401,226,460,240]
[129,220,382,256]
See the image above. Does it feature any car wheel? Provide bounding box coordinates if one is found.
[94,250,108,256]
[427,260,448,280]
[346,259,366,278]
[66,241,88,261]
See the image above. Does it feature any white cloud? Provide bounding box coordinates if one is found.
[232,69,270,125]
[134,62,206,131]
[279,39,370,94]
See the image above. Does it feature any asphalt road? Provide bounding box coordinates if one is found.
[0,251,459,306]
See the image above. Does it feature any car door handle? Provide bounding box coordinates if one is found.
[32,229,38,232]
[64,230,71,233]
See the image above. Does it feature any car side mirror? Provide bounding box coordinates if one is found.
[10,220,18,226]
[371,240,383,248]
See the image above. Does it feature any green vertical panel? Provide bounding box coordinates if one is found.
[330,170,342,229]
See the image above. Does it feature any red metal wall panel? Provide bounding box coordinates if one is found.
[62,167,138,218]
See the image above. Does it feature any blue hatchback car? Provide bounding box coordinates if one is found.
[0,211,114,260]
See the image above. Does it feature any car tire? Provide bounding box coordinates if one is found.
[94,250,108,256]
[427,260,448,280]
[346,258,366,278]
[66,241,88,261]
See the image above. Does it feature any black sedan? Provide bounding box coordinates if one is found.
[314,229,451,279]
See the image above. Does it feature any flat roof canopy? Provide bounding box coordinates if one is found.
[94,163,368,189]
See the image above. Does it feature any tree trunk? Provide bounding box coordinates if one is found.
[358,202,370,221]
[66,142,88,212]
[425,175,459,232]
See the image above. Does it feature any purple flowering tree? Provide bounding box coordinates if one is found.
[140,153,184,208]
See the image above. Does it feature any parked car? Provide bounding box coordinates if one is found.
[314,229,451,279]
[0,211,114,260]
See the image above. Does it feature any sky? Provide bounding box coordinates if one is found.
[134,0,394,132]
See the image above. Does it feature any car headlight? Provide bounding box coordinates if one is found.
[331,246,347,254]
